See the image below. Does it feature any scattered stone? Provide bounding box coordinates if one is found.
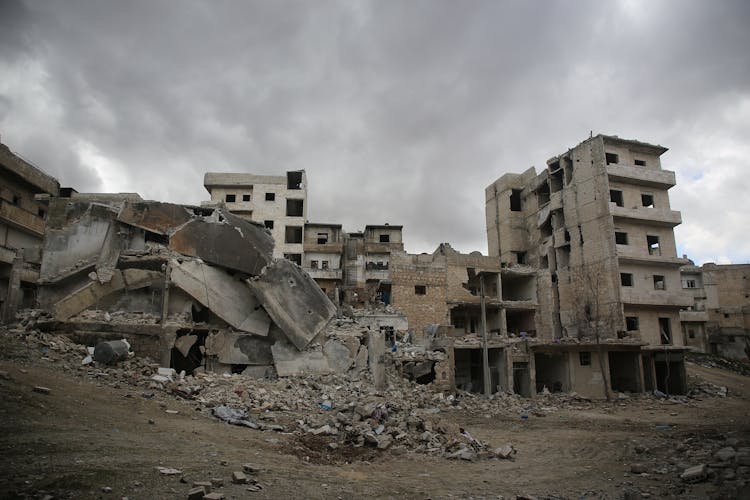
[232,471,248,484]
[156,467,183,475]
[203,493,225,500]
[210,478,224,487]
[630,463,648,474]
[101,486,112,493]
[191,481,211,493]
[494,444,515,459]
[242,464,260,474]
[186,486,205,500]
[32,386,51,395]
[0,370,12,380]
[715,447,737,462]
[680,464,708,483]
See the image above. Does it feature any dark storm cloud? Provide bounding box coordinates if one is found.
[1,0,749,261]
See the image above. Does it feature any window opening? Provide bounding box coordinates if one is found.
[659,317,672,344]
[415,285,426,295]
[615,232,628,245]
[284,226,303,244]
[634,159,647,166]
[225,194,236,202]
[621,273,634,287]
[625,316,639,331]
[641,193,654,207]
[653,275,665,290]
[317,232,329,244]
[579,352,591,366]
[286,199,304,217]
[310,260,318,269]
[264,220,274,229]
[685,280,696,288]
[379,234,390,243]
[610,189,624,207]
[510,189,522,211]
[284,253,302,266]
[321,260,329,270]
[286,171,303,189]
[514,251,526,265]
[242,194,251,202]
[647,235,661,255]
[605,152,619,165]
[265,192,275,201]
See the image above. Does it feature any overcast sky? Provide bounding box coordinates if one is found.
[1,0,749,264]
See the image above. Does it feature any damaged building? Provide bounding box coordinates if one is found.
[0,142,63,323]
[680,261,750,360]
[34,192,341,377]
[484,134,694,397]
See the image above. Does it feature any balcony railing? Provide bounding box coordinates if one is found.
[609,203,682,227]
[606,164,676,188]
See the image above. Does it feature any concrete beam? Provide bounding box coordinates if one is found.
[117,201,193,235]
[248,259,336,351]
[169,259,271,336]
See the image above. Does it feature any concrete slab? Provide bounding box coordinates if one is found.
[248,259,336,351]
[169,259,271,335]
[169,209,273,276]
[204,331,273,365]
[117,201,193,235]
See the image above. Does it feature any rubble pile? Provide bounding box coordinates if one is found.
[687,352,750,377]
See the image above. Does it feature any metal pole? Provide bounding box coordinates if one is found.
[480,274,490,397]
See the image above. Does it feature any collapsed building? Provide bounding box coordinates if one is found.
[680,262,750,360]
[484,134,694,396]
[33,193,348,377]
[0,143,63,322]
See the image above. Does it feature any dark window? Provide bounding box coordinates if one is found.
[685,280,696,288]
[724,313,730,319]
[615,232,628,245]
[317,233,328,244]
[621,273,633,287]
[610,189,624,207]
[647,235,661,255]
[321,260,329,270]
[510,189,523,211]
[264,220,274,229]
[653,275,665,290]
[415,285,426,295]
[284,253,302,266]
[242,194,251,202]
[265,192,275,201]
[37,208,46,218]
[634,159,647,166]
[688,329,695,339]
[287,171,303,189]
[625,316,639,331]
[285,226,303,244]
[514,251,526,265]
[225,194,236,202]
[641,193,654,207]
[659,317,672,344]
[310,260,318,269]
[11,194,20,206]
[286,199,304,217]
[579,352,591,366]
[379,234,390,243]
[605,152,619,165]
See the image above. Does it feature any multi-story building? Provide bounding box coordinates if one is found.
[302,223,345,299]
[485,135,693,396]
[0,142,61,321]
[203,171,307,264]
[680,262,750,359]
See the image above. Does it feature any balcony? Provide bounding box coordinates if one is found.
[615,245,689,266]
[609,203,682,227]
[606,164,676,188]
[0,200,45,237]
[365,242,404,253]
[679,310,709,322]
[302,242,344,254]
[304,268,342,280]
[620,287,693,308]
[365,269,390,281]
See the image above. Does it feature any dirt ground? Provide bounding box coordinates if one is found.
[1,332,749,500]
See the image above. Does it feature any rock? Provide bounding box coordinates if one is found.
[211,478,224,487]
[186,486,205,500]
[242,464,261,474]
[101,486,112,493]
[191,481,211,493]
[630,463,648,474]
[0,370,12,380]
[203,493,225,500]
[494,444,515,459]
[680,464,708,483]
[156,467,183,475]
[715,447,736,462]
[232,471,248,484]
[377,435,393,450]
[447,448,476,461]
[33,386,51,395]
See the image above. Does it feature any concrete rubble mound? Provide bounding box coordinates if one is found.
[34,196,336,375]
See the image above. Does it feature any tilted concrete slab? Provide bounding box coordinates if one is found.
[52,269,162,320]
[169,259,271,336]
[205,331,273,365]
[117,201,193,235]
[248,259,336,351]
[169,209,273,276]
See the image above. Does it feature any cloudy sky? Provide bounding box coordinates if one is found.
[1,0,749,264]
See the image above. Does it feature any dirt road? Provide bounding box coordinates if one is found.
[1,332,749,499]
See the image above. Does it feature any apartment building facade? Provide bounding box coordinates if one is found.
[203,171,307,263]
[485,135,692,396]
[0,142,61,321]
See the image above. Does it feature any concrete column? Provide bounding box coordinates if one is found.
[159,262,173,367]
[368,330,386,390]
[636,353,646,393]
[1,254,23,324]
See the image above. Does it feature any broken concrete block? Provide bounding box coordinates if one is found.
[271,341,330,377]
[377,434,393,450]
[680,464,708,482]
[232,471,248,484]
[494,444,515,459]
[191,481,211,493]
[174,335,198,358]
[715,447,736,462]
[323,339,354,373]
[205,331,273,365]
[33,386,51,395]
[156,467,182,475]
[186,486,205,500]
[202,493,225,500]
[248,259,336,351]
[53,270,125,320]
[93,339,130,365]
[117,201,193,236]
[170,260,271,335]
[169,209,273,276]
[368,331,386,390]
